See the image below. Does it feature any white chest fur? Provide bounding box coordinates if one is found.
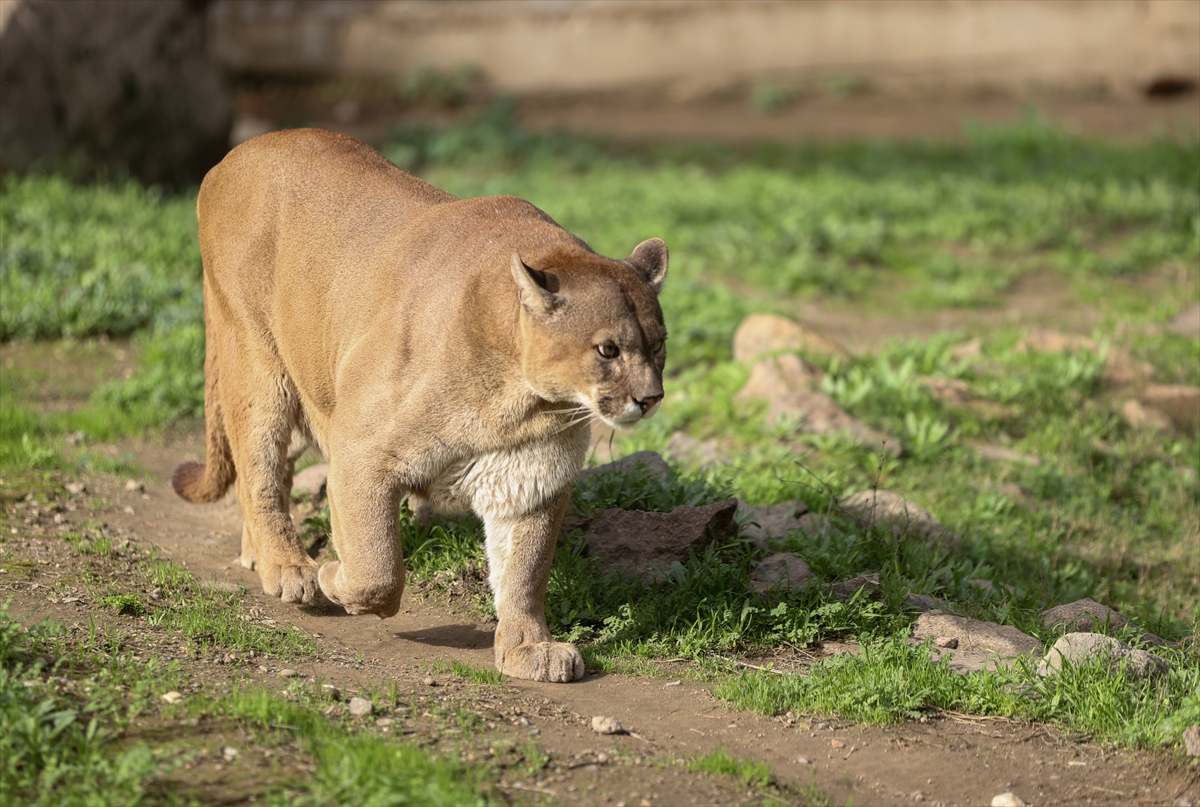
[421,424,589,521]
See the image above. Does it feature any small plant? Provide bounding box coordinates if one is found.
[688,747,773,789]
[749,81,794,114]
[100,594,145,617]
[449,659,504,687]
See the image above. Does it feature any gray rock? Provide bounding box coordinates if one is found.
[1122,399,1174,432]
[1040,598,1166,646]
[292,464,330,498]
[912,611,1040,674]
[829,573,881,601]
[991,794,1026,807]
[278,668,299,678]
[347,697,374,716]
[666,432,729,469]
[577,450,671,484]
[904,593,942,612]
[732,313,846,364]
[842,490,954,545]
[1167,303,1200,338]
[1184,724,1200,757]
[974,444,1042,466]
[582,498,739,581]
[737,370,901,456]
[1037,632,1169,680]
[63,482,86,495]
[750,553,816,595]
[591,715,624,735]
[0,0,232,184]
[738,499,811,548]
[1141,384,1200,435]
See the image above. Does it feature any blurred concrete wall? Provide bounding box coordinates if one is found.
[209,0,1199,97]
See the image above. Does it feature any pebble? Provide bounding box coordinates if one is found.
[348,697,373,716]
[278,669,299,678]
[376,718,393,728]
[124,479,145,492]
[591,716,624,735]
[830,738,845,749]
[222,746,238,761]
[991,793,1026,807]
[161,691,183,704]
[322,684,341,701]
[423,676,436,686]
[64,482,87,495]
[1184,724,1200,757]
[796,757,811,765]
[934,636,959,649]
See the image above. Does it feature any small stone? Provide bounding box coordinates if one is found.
[222,653,236,665]
[161,691,183,704]
[738,499,811,548]
[376,718,393,728]
[733,313,847,363]
[904,593,941,612]
[912,612,1040,674]
[934,636,959,649]
[750,552,816,595]
[591,716,624,735]
[1167,302,1200,338]
[322,684,341,701]
[278,669,299,678]
[666,432,730,469]
[1037,633,1170,680]
[1040,598,1165,646]
[124,479,145,493]
[842,490,953,545]
[911,792,925,803]
[829,573,882,601]
[291,463,330,498]
[148,587,163,600]
[423,676,436,686]
[1122,399,1173,432]
[796,757,811,765]
[348,697,373,716]
[830,738,845,749]
[991,793,1026,807]
[974,444,1042,466]
[222,746,238,761]
[64,482,86,495]
[1140,384,1200,434]
[577,451,671,484]
[1181,724,1200,757]
[580,498,739,581]
[596,752,609,764]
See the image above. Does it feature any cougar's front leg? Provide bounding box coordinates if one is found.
[317,455,405,618]
[485,488,584,683]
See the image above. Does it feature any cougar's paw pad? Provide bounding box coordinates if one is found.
[501,641,585,683]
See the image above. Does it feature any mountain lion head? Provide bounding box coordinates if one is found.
[510,238,668,430]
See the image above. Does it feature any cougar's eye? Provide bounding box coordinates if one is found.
[651,339,665,354]
[597,343,620,360]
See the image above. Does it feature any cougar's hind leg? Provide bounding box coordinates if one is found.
[220,351,321,606]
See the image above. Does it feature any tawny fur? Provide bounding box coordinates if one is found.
[173,129,668,683]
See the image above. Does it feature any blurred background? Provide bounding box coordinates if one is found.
[2,0,1198,183]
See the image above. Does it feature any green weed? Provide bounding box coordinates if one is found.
[688,747,773,789]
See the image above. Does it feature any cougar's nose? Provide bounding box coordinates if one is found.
[634,393,663,413]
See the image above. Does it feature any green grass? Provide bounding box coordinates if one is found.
[0,601,495,806]
[688,747,773,789]
[449,659,505,688]
[717,634,1200,750]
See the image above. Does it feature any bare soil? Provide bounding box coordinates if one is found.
[3,431,1197,807]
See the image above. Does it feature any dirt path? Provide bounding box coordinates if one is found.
[10,432,1181,806]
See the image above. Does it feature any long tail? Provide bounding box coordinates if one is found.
[172,340,236,503]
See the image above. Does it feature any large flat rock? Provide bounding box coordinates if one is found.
[582,498,740,581]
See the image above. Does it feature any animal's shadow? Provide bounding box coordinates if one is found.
[394,624,494,650]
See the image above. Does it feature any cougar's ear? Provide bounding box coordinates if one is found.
[511,253,562,316]
[625,238,669,295]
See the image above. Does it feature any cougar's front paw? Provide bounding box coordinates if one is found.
[499,641,585,683]
[260,558,322,605]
